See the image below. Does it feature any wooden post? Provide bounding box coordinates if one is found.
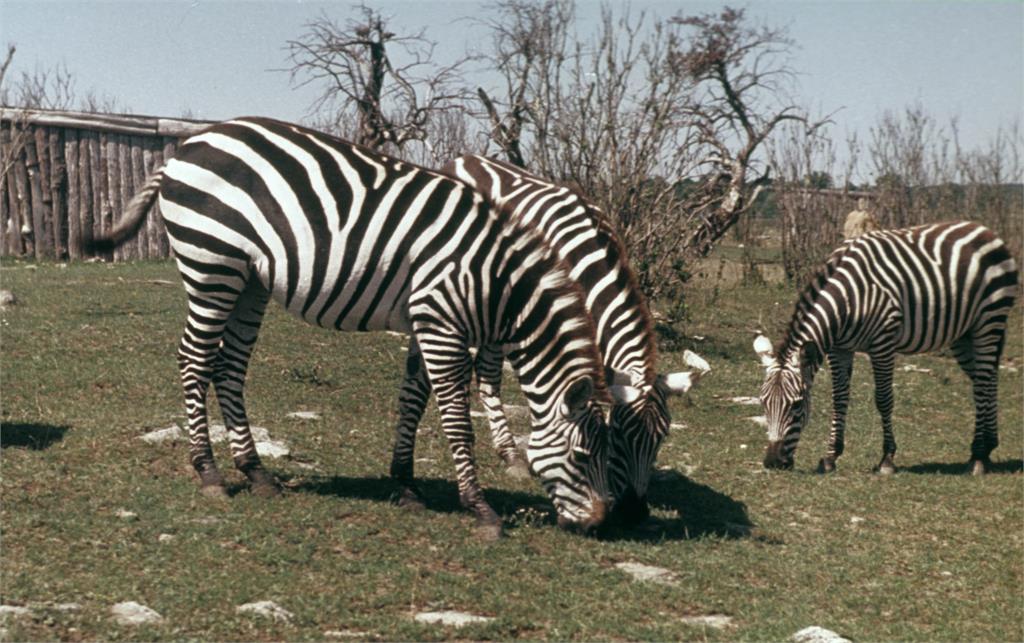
[0,124,10,255]
[23,129,50,260]
[12,129,34,258]
[88,131,104,254]
[65,129,81,259]
[97,133,111,248]
[117,135,135,261]
[129,136,148,259]
[105,134,122,262]
[31,127,55,259]
[47,128,66,258]
[77,130,94,256]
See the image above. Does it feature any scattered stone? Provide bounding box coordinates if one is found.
[0,605,31,620]
[739,443,749,450]
[110,601,163,626]
[901,364,932,374]
[669,422,688,430]
[158,533,175,543]
[680,614,734,629]
[747,415,768,428]
[849,516,866,525]
[792,625,851,643]
[139,425,183,444]
[1000,364,1019,373]
[115,509,139,521]
[236,600,293,623]
[729,396,761,405]
[414,610,493,627]
[324,630,371,638]
[0,290,17,309]
[255,439,290,459]
[286,411,321,420]
[615,561,678,586]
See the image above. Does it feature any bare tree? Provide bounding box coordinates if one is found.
[286,5,471,161]
[473,3,816,313]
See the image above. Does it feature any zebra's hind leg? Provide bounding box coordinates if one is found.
[819,350,854,474]
[177,284,247,499]
[954,327,1006,476]
[212,281,279,497]
[869,350,898,475]
[389,338,432,510]
[474,345,529,479]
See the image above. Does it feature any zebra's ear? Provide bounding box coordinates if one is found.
[609,384,643,404]
[753,334,775,368]
[656,371,697,396]
[562,376,595,415]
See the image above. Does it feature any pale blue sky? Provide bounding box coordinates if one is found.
[2,1,1022,183]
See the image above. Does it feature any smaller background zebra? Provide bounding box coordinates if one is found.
[755,221,1018,474]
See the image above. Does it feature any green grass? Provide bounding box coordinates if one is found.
[1,259,1021,641]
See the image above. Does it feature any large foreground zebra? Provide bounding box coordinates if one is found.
[89,117,614,537]
[755,221,1018,474]
[390,155,708,525]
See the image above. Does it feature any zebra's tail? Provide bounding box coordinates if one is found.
[86,168,165,253]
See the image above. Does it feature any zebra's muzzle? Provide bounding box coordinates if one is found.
[763,441,794,470]
[556,496,608,534]
[608,487,650,526]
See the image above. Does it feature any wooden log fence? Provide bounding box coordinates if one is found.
[0,107,214,261]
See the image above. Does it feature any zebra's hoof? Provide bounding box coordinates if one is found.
[475,521,505,542]
[251,481,282,498]
[970,458,989,476]
[393,486,427,511]
[817,458,836,474]
[875,459,897,475]
[200,484,229,500]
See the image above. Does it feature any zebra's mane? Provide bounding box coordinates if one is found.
[446,157,658,388]
[776,239,858,360]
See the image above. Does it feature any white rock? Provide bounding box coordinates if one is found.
[115,509,139,521]
[286,411,321,420]
[615,561,678,586]
[747,415,768,428]
[0,605,31,620]
[669,422,688,430]
[414,610,493,627]
[849,516,866,525]
[901,364,932,374]
[236,600,293,622]
[208,423,270,443]
[139,425,183,444]
[158,533,175,543]
[0,290,17,308]
[729,396,761,405]
[110,601,163,626]
[324,630,370,638]
[254,440,290,459]
[680,614,733,629]
[792,625,852,643]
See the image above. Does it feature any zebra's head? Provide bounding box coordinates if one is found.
[754,334,817,469]
[605,351,711,526]
[527,376,611,533]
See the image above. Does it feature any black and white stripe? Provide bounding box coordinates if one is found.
[91,117,613,535]
[390,154,707,525]
[755,221,1018,474]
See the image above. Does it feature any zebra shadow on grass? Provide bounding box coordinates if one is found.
[295,471,763,543]
[902,459,1023,475]
[0,422,70,450]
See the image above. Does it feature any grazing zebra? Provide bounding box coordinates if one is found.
[755,221,1018,475]
[390,154,709,525]
[89,117,614,537]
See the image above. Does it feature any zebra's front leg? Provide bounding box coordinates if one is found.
[422,347,503,540]
[869,351,898,474]
[474,345,529,478]
[819,350,854,474]
[212,282,279,497]
[389,340,432,510]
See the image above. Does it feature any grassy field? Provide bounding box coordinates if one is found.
[1,258,1021,641]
